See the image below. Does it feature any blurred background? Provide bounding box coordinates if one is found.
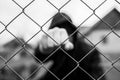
[0,0,120,80]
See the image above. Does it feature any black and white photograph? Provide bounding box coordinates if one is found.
[0,0,120,80]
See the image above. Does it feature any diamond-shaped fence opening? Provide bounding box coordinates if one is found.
[25,0,58,26]
[0,0,22,25]
[77,45,111,80]
[43,48,77,79]
[84,24,111,45]
[7,48,40,79]
[94,0,120,20]
[60,0,93,26]
[7,13,41,43]
[97,32,120,61]
[78,14,112,45]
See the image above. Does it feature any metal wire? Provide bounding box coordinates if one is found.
[0,0,120,80]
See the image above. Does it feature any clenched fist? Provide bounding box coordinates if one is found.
[39,27,74,52]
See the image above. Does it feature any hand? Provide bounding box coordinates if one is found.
[39,27,74,52]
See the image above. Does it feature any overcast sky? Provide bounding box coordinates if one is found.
[0,0,120,45]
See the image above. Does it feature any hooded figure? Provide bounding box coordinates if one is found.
[34,12,106,80]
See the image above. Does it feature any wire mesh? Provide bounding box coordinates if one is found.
[0,0,120,80]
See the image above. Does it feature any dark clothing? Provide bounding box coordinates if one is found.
[35,12,106,80]
[35,36,106,80]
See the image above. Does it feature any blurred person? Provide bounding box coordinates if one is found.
[35,13,106,80]
[0,12,106,80]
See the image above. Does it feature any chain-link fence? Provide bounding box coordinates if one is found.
[0,0,120,80]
